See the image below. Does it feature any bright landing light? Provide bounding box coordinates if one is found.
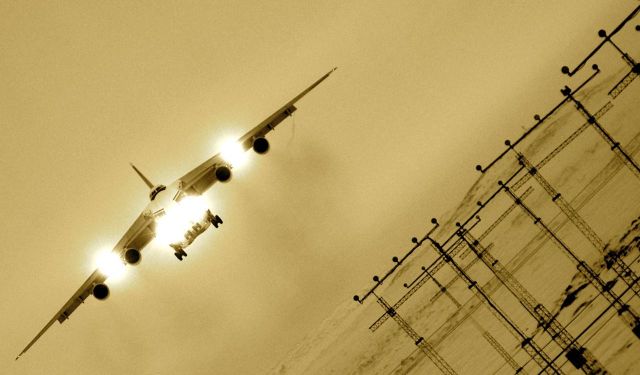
[95,250,126,280]
[155,195,209,246]
[220,139,247,168]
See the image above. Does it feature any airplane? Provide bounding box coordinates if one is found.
[16,68,336,360]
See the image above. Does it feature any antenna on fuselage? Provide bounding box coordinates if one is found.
[130,163,154,189]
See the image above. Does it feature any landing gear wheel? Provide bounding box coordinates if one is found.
[175,252,183,261]
[211,214,223,228]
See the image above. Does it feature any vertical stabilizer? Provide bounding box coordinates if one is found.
[130,163,154,189]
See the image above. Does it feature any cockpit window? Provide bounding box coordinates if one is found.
[149,185,167,201]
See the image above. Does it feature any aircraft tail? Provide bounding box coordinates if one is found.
[130,163,154,189]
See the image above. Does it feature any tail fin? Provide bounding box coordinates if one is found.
[130,163,154,189]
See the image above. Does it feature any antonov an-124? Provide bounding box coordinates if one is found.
[16,68,336,359]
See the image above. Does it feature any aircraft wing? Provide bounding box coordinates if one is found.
[16,212,156,360]
[179,68,336,195]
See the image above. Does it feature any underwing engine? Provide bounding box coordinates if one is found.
[252,137,269,154]
[92,283,110,300]
[215,165,232,182]
[124,248,141,265]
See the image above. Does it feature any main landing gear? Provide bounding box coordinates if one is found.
[172,212,223,261]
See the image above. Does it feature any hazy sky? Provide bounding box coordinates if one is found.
[1,1,637,374]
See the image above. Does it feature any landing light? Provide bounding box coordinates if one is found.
[155,195,209,246]
[95,250,126,281]
[220,139,247,168]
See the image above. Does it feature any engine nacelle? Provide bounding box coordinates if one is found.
[252,137,269,154]
[124,248,141,265]
[92,283,110,300]
[215,165,232,182]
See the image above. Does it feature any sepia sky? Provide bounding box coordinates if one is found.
[1,1,637,374]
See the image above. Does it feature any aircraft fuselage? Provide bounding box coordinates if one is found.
[146,182,221,260]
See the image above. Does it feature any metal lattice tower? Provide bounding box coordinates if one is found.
[368,237,467,332]
[501,182,640,338]
[513,150,640,299]
[597,27,638,69]
[369,218,487,332]
[609,67,638,99]
[427,237,564,375]
[431,188,533,303]
[459,187,535,259]
[509,102,614,193]
[425,268,525,373]
[560,6,639,98]
[373,293,458,375]
[459,230,607,374]
[563,88,640,181]
[353,9,640,373]
[370,190,532,333]
[362,221,525,373]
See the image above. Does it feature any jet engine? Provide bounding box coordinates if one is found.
[252,137,269,154]
[124,248,141,265]
[215,165,232,182]
[92,283,110,300]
